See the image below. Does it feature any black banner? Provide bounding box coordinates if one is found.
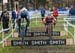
[11,39,66,46]
[19,31,60,37]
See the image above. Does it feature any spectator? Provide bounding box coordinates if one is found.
[52,6,58,20]
[16,6,20,19]
[69,5,75,24]
[1,8,9,32]
[52,6,58,27]
[69,6,75,15]
[40,7,46,20]
[12,8,16,28]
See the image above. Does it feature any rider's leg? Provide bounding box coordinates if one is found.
[25,22,30,32]
[18,19,21,34]
[12,19,15,29]
[41,14,45,21]
[54,16,57,27]
[46,26,48,33]
[50,24,53,36]
[51,24,53,32]
[45,23,48,33]
[46,23,53,36]
[25,17,30,32]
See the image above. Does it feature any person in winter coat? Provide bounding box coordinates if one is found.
[12,8,16,28]
[52,6,58,20]
[41,7,46,21]
[1,9,9,32]
[69,6,75,24]
[69,6,75,15]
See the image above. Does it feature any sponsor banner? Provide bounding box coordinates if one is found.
[11,39,66,46]
[18,31,60,37]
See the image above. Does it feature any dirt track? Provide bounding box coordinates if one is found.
[8,46,75,53]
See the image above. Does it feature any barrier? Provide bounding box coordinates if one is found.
[4,39,73,46]
[13,31,65,38]
[0,10,68,18]
[64,16,75,44]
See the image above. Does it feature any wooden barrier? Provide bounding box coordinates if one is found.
[13,31,66,38]
[4,41,11,46]
[4,39,73,47]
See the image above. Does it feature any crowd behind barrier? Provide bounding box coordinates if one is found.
[29,10,69,16]
[0,9,70,33]
[0,10,69,18]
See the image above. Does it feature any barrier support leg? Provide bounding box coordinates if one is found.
[73,27,75,44]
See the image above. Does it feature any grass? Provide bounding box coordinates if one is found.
[0,15,75,53]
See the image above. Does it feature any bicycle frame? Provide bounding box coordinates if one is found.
[46,23,54,36]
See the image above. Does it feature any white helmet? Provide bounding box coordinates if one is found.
[20,7,27,12]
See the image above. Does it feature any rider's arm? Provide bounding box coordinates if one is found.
[42,16,48,24]
[52,16,57,23]
[26,11,30,19]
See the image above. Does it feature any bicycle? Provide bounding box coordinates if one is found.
[46,22,54,37]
